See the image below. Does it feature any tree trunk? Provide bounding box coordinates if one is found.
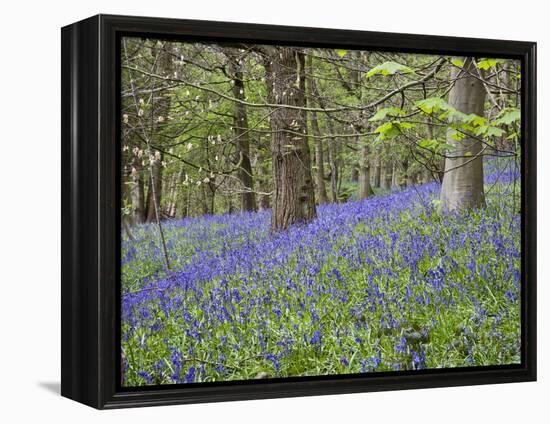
[200,183,209,215]
[227,50,256,212]
[404,159,415,186]
[326,123,339,203]
[145,156,162,222]
[264,47,316,230]
[358,144,373,199]
[256,153,271,211]
[372,155,381,188]
[306,56,328,205]
[380,159,392,191]
[351,166,359,183]
[130,159,146,224]
[391,162,401,190]
[145,42,173,223]
[440,57,486,211]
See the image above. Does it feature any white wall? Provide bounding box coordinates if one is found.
[0,0,545,421]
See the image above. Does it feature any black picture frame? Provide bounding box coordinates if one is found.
[61,14,537,409]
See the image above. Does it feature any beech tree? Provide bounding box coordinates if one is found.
[440,57,487,211]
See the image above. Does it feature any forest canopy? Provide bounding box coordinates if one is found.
[121,38,520,231]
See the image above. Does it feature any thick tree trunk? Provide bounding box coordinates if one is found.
[264,47,316,230]
[440,57,486,211]
[227,50,256,212]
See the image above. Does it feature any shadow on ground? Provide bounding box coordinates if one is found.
[37,381,60,395]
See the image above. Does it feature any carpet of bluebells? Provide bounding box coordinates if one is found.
[121,159,521,386]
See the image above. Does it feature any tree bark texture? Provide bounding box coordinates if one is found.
[440,57,486,211]
[227,50,256,212]
[264,47,316,230]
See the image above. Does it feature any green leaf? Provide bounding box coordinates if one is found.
[415,97,450,114]
[373,121,414,140]
[475,125,505,137]
[476,58,505,70]
[399,122,415,130]
[373,122,398,139]
[450,58,465,67]
[449,128,466,141]
[419,138,453,153]
[492,108,520,126]
[335,49,348,58]
[440,108,469,123]
[419,138,438,149]
[366,61,414,78]
[369,107,406,121]
[465,113,487,127]
[464,151,473,157]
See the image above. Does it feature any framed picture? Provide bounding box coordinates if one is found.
[61,14,536,409]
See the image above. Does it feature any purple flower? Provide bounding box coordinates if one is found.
[309,330,322,345]
[184,366,196,383]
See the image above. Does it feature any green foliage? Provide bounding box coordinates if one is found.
[475,125,506,138]
[335,49,349,58]
[415,97,450,114]
[493,108,521,126]
[448,128,466,141]
[366,61,414,78]
[374,121,415,140]
[450,58,465,67]
[418,138,453,153]
[369,107,407,122]
[476,58,505,70]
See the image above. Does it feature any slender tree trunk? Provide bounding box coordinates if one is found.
[391,162,401,190]
[264,47,316,230]
[227,50,256,211]
[145,43,173,223]
[130,159,146,224]
[380,158,392,191]
[200,184,209,215]
[404,159,414,186]
[351,166,359,183]
[372,154,381,188]
[306,56,328,205]
[326,125,339,203]
[169,168,185,217]
[358,144,373,199]
[256,152,271,211]
[146,156,162,222]
[440,57,486,211]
